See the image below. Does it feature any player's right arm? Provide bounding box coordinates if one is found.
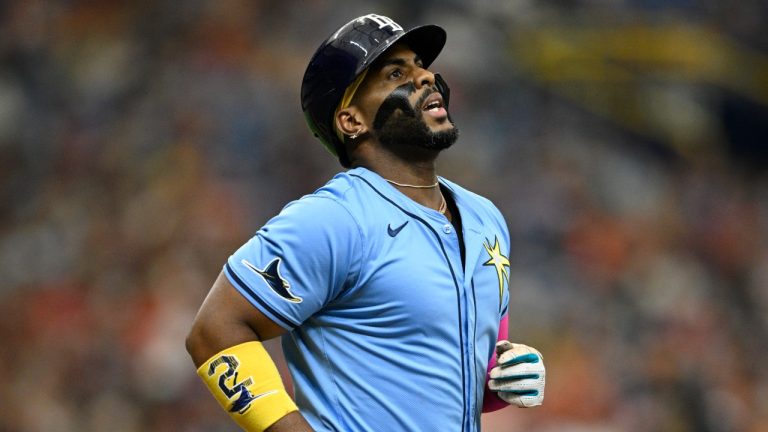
[185,271,314,432]
[187,194,361,431]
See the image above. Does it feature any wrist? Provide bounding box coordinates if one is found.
[197,341,298,431]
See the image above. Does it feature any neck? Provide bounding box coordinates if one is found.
[352,152,446,215]
[357,155,437,187]
[349,135,453,216]
[352,141,439,185]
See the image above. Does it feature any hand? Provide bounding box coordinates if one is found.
[488,341,545,407]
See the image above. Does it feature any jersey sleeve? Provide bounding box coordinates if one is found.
[496,206,511,318]
[224,195,362,330]
[500,226,510,318]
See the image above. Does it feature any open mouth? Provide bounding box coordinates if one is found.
[421,92,447,118]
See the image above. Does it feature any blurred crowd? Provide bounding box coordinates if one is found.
[1,1,767,431]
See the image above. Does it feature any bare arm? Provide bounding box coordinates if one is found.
[186,271,313,432]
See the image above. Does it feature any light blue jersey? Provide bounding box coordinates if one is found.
[225,167,510,431]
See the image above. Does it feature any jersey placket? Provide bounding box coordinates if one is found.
[432,214,475,432]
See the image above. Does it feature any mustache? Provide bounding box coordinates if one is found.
[372,83,441,131]
[415,87,439,111]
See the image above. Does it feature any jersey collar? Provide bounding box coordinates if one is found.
[349,167,451,220]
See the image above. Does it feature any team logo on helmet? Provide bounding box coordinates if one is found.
[242,258,303,303]
[356,14,403,32]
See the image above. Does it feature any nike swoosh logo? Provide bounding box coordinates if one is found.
[229,389,278,414]
[252,390,278,400]
[387,221,409,237]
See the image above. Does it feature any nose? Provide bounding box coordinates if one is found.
[413,66,435,89]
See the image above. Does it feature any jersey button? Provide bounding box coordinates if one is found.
[443,224,452,234]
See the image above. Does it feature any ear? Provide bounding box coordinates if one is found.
[335,107,367,138]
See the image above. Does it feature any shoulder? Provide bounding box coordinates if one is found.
[442,178,507,227]
[262,172,365,241]
[306,169,392,221]
[299,171,369,220]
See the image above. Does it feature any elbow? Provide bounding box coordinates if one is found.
[184,323,197,357]
[185,307,257,367]
[185,315,210,367]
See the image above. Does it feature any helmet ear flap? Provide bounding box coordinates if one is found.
[434,73,450,108]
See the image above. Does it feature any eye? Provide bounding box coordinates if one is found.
[388,68,403,80]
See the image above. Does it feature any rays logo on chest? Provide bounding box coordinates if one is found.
[483,236,510,309]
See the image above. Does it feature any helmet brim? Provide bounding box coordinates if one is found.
[355,24,447,76]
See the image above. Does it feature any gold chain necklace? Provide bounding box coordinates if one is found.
[385,178,439,189]
[385,178,446,214]
[438,192,447,214]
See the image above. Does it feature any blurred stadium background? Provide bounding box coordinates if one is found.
[1,0,767,431]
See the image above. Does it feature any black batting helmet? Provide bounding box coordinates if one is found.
[301,14,447,167]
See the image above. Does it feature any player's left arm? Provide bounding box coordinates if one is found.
[481,209,545,411]
[482,315,546,411]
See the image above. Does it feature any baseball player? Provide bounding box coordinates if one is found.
[186,14,546,432]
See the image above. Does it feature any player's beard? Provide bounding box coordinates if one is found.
[372,83,459,153]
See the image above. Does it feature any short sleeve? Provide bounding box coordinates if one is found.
[224,196,362,330]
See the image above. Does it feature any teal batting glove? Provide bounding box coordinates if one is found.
[488,341,546,407]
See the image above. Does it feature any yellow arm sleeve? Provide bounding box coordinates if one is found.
[197,341,298,431]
